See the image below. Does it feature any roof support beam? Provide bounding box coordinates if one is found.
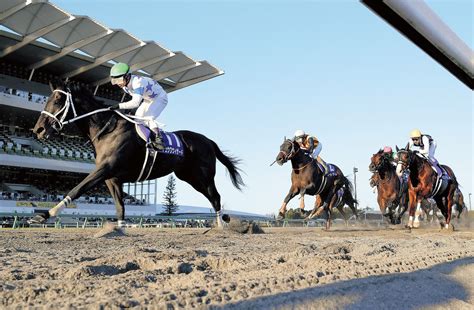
[0,0,47,21]
[60,42,145,79]
[91,51,175,86]
[167,71,224,93]
[0,16,75,58]
[153,62,201,81]
[28,29,112,70]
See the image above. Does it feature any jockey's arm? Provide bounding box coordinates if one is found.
[307,137,315,152]
[118,93,143,110]
[418,136,430,156]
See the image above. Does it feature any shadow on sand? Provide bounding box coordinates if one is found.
[212,256,473,310]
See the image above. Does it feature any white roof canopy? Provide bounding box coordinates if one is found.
[0,0,223,92]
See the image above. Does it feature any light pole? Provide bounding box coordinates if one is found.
[469,193,472,211]
[353,167,358,204]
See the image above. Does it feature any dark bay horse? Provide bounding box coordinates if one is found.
[30,82,244,227]
[275,139,352,229]
[396,146,457,229]
[315,184,358,226]
[369,150,408,224]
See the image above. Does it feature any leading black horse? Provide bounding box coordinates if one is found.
[30,82,244,227]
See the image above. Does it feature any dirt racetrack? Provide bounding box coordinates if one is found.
[1,225,473,309]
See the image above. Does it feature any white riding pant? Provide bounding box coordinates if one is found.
[135,93,168,130]
[311,143,322,159]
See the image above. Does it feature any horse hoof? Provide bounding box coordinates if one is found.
[222,214,230,223]
[28,213,50,224]
[277,213,285,221]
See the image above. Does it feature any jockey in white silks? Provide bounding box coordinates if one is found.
[109,62,168,150]
[405,129,444,178]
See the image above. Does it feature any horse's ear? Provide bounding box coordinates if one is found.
[284,136,286,141]
[48,81,55,92]
[405,142,410,150]
[396,145,399,152]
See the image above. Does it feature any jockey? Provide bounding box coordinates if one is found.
[408,129,444,177]
[294,130,328,172]
[382,146,397,165]
[109,62,168,150]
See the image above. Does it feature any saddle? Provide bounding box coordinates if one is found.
[135,124,184,157]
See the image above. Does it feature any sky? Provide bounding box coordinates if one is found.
[53,0,473,215]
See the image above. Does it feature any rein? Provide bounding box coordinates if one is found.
[42,89,155,132]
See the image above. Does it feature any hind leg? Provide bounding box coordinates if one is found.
[175,165,225,227]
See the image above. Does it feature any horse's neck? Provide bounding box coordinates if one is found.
[72,96,114,144]
[291,151,314,170]
[379,161,396,180]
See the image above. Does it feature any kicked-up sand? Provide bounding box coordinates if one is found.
[0,225,473,309]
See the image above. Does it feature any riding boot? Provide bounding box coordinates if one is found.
[151,128,165,151]
[317,156,328,174]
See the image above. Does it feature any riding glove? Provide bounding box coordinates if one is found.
[109,104,120,110]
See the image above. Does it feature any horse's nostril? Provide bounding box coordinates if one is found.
[36,127,44,134]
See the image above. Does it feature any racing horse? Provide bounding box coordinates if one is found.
[30,82,244,227]
[396,146,457,229]
[314,184,358,226]
[369,149,408,224]
[275,138,352,229]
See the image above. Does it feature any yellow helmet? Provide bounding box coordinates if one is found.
[410,129,422,138]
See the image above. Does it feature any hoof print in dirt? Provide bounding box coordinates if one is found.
[94,223,126,238]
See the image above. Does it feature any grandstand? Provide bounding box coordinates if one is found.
[0,0,223,219]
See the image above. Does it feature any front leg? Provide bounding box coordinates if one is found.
[406,189,417,228]
[29,165,110,224]
[277,186,299,219]
[299,189,306,212]
[105,177,125,228]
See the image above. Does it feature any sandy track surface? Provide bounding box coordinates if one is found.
[0,226,473,309]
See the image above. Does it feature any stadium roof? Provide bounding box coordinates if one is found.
[0,0,223,92]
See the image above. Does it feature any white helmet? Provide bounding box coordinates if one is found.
[294,129,305,140]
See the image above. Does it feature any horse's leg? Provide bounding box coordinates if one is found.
[337,204,348,227]
[397,194,409,224]
[407,190,417,228]
[306,195,322,219]
[278,186,299,219]
[299,191,306,214]
[413,197,423,228]
[30,166,109,223]
[105,177,125,228]
[175,168,225,227]
[444,185,456,229]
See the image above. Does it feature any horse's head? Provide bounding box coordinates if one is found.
[33,82,74,139]
[395,144,411,177]
[275,138,299,166]
[369,149,394,173]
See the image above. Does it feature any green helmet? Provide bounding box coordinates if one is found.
[110,62,130,77]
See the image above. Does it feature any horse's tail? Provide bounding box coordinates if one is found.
[212,141,245,190]
[342,176,358,207]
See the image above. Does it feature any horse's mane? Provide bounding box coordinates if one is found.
[68,83,107,108]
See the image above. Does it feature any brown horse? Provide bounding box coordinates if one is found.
[396,146,457,229]
[275,139,352,229]
[369,150,408,224]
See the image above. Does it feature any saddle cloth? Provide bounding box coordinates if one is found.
[135,124,184,157]
[317,162,338,177]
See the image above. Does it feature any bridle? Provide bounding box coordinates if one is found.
[277,140,299,163]
[397,149,411,172]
